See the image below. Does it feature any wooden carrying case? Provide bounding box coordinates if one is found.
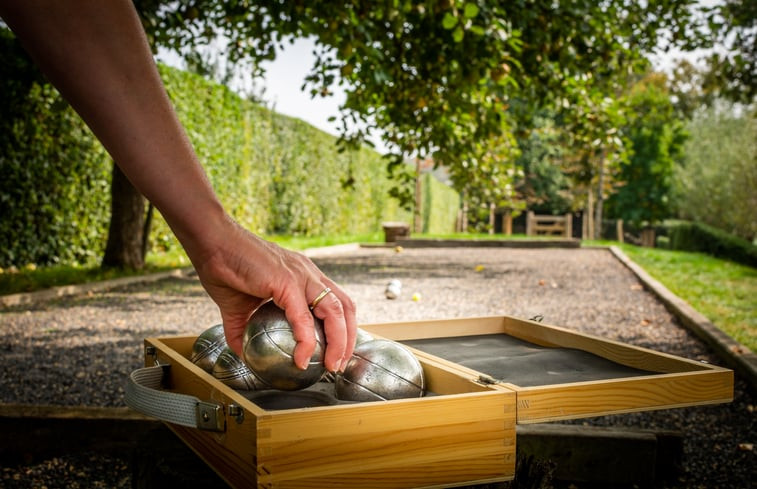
[138,315,733,488]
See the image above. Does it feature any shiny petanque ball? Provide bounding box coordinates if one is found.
[242,300,326,391]
[335,339,425,402]
[322,328,375,383]
[191,323,227,373]
[355,327,374,347]
[212,347,266,391]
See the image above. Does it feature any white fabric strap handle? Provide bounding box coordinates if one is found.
[125,365,225,432]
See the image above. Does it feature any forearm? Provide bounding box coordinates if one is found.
[0,0,225,258]
[1,0,357,370]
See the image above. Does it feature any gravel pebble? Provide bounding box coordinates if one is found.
[0,247,754,488]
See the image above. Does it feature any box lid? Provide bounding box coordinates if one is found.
[361,315,734,423]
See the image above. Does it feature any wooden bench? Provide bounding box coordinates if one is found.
[526,211,573,238]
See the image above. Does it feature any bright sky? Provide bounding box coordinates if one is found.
[156,36,378,151]
[256,37,389,154]
[258,39,343,136]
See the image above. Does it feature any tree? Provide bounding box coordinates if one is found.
[673,105,757,241]
[136,0,710,185]
[513,113,572,215]
[606,73,686,227]
[704,0,756,105]
[555,73,629,239]
[448,130,523,232]
[7,1,713,267]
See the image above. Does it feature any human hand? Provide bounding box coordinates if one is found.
[186,216,356,374]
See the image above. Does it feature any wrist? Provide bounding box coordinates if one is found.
[162,194,230,264]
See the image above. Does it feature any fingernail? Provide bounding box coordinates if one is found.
[297,359,309,370]
[333,359,342,374]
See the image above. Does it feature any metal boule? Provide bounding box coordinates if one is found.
[322,327,376,383]
[321,328,375,383]
[336,339,425,402]
[190,323,227,373]
[355,327,374,347]
[212,347,265,391]
[242,300,326,391]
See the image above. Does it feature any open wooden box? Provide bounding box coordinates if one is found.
[141,315,732,488]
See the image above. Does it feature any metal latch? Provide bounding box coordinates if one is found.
[196,401,225,432]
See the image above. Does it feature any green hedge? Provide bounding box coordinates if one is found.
[0,30,112,267]
[666,221,757,268]
[152,65,414,251]
[0,35,456,268]
[421,172,459,233]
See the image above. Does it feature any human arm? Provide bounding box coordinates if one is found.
[0,0,356,372]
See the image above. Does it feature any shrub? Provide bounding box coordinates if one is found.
[667,221,757,267]
[0,30,112,267]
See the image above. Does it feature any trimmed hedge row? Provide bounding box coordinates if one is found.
[662,221,757,268]
[0,35,458,267]
[0,30,112,267]
[421,172,459,233]
[153,65,459,252]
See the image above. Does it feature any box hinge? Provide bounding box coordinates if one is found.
[196,401,225,432]
[475,374,499,385]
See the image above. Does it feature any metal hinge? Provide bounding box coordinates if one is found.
[475,374,499,385]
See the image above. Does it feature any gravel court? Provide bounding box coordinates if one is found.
[0,246,754,488]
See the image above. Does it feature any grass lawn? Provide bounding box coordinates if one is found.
[614,243,757,352]
[2,234,754,354]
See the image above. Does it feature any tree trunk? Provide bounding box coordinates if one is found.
[102,162,147,269]
[594,149,606,240]
[585,189,594,240]
[414,159,422,234]
[488,203,495,235]
[502,210,512,236]
[460,191,468,233]
[141,203,154,260]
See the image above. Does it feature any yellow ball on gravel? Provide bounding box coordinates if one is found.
[411,292,422,302]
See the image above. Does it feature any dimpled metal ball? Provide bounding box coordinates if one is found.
[242,301,326,391]
[355,328,374,347]
[212,347,266,391]
[336,339,425,402]
[321,328,376,383]
[190,323,227,373]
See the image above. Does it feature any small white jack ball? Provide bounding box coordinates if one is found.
[385,279,402,299]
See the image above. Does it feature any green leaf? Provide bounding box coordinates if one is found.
[469,25,485,36]
[463,3,479,19]
[453,26,464,42]
[442,12,458,30]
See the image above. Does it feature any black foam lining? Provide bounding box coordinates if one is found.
[402,334,654,387]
